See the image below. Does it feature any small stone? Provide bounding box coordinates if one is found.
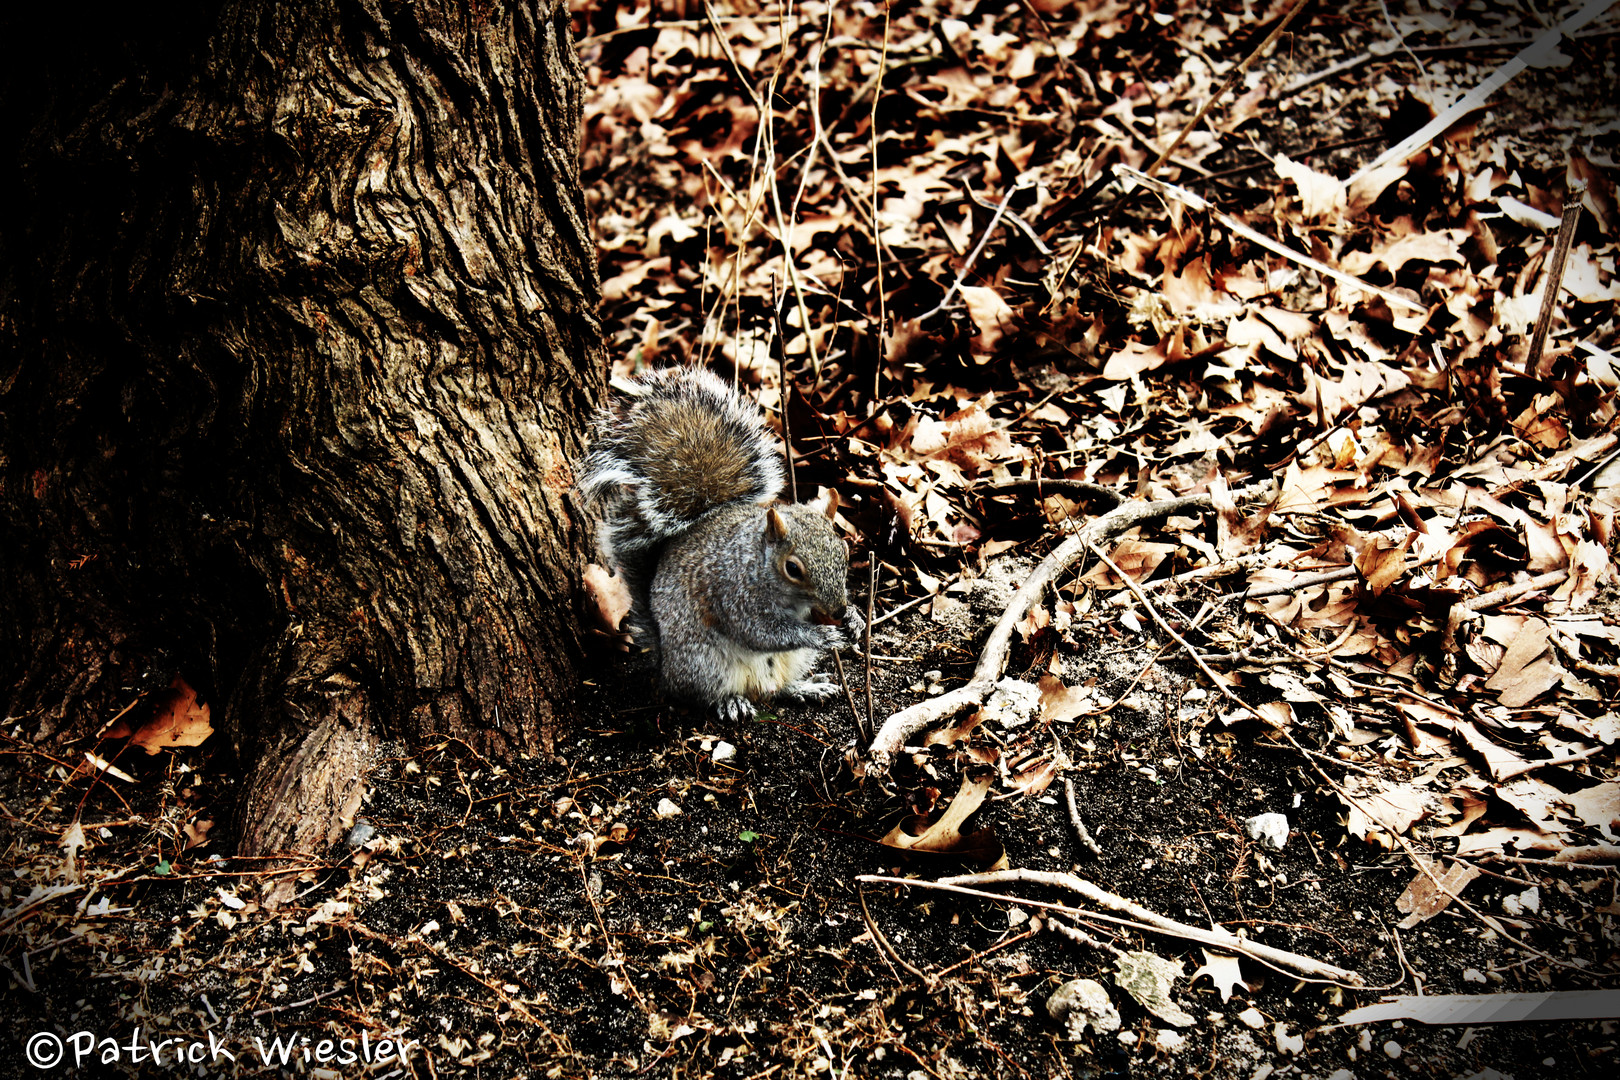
[1156,1030,1187,1053]
[1383,1040,1401,1059]
[1047,978,1121,1037]
[1274,1022,1304,1054]
[1245,813,1290,851]
[655,798,682,819]
[711,741,737,763]
[1463,968,1487,983]
[1237,1007,1266,1030]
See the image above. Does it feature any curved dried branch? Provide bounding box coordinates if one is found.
[865,493,1213,769]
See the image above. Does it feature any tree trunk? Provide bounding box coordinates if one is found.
[0,1,602,876]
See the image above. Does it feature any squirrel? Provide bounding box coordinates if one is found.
[578,366,864,723]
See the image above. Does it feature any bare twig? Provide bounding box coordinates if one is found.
[1062,776,1102,857]
[1281,25,1620,97]
[1117,165,1426,313]
[1527,183,1587,375]
[832,650,866,744]
[251,983,351,1018]
[860,871,1365,985]
[864,556,877,729]
[772,274,797,502]
[1046,916,1120,955]
[871,589,936,629]
[1106,546,1285,606]
[870,6,890,403]
[859,885,928,982]
[916,173,1037,322]
[1438,569,1570,680]
[1242,565,1359,599]
[1348,0,1617,183]
[977,478,1125,506]
[1494,744,1606,782]
[1145,0,1310,179]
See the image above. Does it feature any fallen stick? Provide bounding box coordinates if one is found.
[859,869,1364,986]
[1348,0,1617,183]
[864,493,1213,769]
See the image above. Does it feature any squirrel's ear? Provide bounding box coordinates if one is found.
[766,505,789,540]
[804,487,839,520]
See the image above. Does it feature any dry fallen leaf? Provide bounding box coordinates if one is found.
[1396,858,1482,928]
[1191,950,1249,1003]
[880,773,1006,867]
[1114,950,1195,1028]
[59,820,86,885]
[131,676,214,755]
[1342,777,1430,841]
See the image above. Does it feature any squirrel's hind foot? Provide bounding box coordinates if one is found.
[715,695,758,724]
[781,673,841,703]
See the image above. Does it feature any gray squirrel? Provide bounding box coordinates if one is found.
[578,366,864,722]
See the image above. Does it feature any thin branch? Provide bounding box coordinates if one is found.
[1348,0,1616,183]
[1116,165,1426,313]
[860,871,1365,985]
[916,174,1037,322]
[1063,776,1102,857]
[1527,183,1587,375]
[1144,0,1311,179]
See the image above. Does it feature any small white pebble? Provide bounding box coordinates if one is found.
[1237,1007,1266,1030]
[655,798,682,819]
[1464,968,1487,983]
[711,741,737,763]
[1245,813,1290,851]
[1383,1040,1401,1059]
[1275,1023,1304,1054]
[1156,1030,1187,1053]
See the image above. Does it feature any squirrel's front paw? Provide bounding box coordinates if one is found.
[715,695,757,724]
[783,673,841,702]
[822,607,866,650]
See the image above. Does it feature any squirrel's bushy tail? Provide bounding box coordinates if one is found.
[579,367,785,625]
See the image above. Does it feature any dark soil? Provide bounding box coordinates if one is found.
[2,594,1614,1078]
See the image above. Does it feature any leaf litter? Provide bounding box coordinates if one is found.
[3,1,1619,1076]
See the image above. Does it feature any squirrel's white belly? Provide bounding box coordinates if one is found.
[711,639,818,700]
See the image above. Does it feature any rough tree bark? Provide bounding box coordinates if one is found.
[0,1,601,873]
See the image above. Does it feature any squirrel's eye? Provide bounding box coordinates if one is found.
[783,556,807,582]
